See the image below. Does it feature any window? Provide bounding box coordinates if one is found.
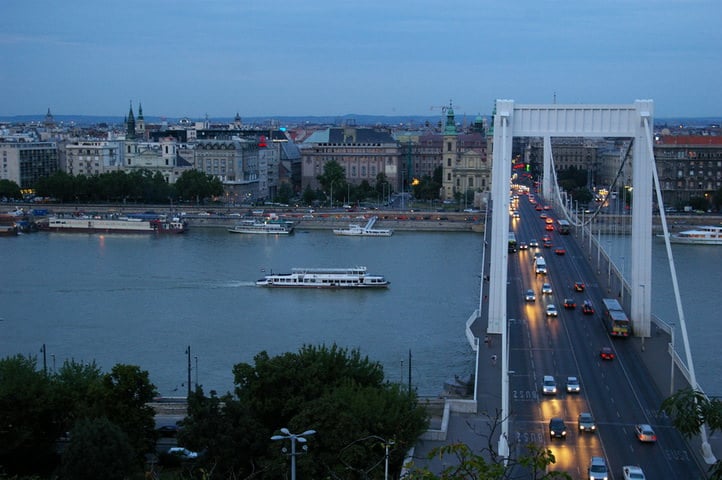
[447,158,452,167]
[447,142,452,152]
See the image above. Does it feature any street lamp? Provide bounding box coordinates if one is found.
[271,427,316,480]
[383,439,395,480]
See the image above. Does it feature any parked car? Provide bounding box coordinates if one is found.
[578,412,596,432]
[168,447,199,459]
[600,346,615,360]
[549,417,567,439]
[541,375,557,395]
[634,424,657,442]
[566,376,580,393]
[588,456,609,480]
[623,465,646,480]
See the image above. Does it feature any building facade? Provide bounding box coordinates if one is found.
[0,141,59,189]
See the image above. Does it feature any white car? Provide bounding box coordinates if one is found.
[541,375,557,395]
[588,456,608,480]
[529,239,539,248]
[545,304,558,317]
[566,376,580,393]
[634,423,657,442]
[623,465,646,480]
[524,289,536,302]
[541,283,552,294]
[168,447,198,459]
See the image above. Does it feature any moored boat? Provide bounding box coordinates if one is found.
[40,214,187,234]
[0,214,18,236]
[256,266,389,288]
[228,219,294,235]
[333,216,392,237]
[663,225,722,245]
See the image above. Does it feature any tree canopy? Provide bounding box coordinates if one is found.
[180,343,428,479]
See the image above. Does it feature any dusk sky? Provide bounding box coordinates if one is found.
[2,0,720,119]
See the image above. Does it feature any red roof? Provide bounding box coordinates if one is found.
[656,135,722,145]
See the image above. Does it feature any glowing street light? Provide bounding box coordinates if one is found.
[271,427,316,480]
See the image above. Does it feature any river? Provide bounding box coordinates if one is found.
[0,228,482,397]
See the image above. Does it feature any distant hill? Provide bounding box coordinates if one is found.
[0,113,719,129]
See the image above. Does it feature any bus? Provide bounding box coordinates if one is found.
[601,298,631,337]
[557,219,571,235]
[508,231,517,253]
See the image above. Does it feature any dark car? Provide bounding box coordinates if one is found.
[600,347,615,360]
[156,424,179,437]
[549,417,567,439]
[574,281,585,292]
[563,298,576,309]
[554,247,566,255]
[582,300,595,315]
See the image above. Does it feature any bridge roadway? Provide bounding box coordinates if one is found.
[503,194,708,478]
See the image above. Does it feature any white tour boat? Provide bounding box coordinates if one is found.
[665,225,722,245]
[228,219,294,235]
[256,266,389,288]
[333,216,392,237]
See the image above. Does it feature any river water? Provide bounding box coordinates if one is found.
[0,229,482,397]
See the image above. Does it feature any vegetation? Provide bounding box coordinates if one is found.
[33,169,222,204]
[0,355,157,477]
[179,344,428,479]
[412,167,443,201]
[556,166,593,205]
[661,388,722,479]
[0,179,22,200]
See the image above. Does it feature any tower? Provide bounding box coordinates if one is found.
[126,101,136,140]
[441,101,458,201]
[136,102,145,137]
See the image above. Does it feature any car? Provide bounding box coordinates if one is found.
[545,217,554,224]
[529,239,539,248]
[546,304,558,317]
[540,213,548,219]
[588,456,608,480]
[542,234,551,242]
[563,298,576,309]
[578,412,596,432]
[535,205,543,211]
[168,447,199,459]
[600,346,615,360]
[541,283,552,294]
[549,417,567,439]
[545,224,554,231]
[634,423,657,442]
[623,465,646,480]
[541,375,557,395]
[543,205,551,210]
[518,241,528,250]
[582,300,595,315]
[524,289,536,302]
[566,376,580,393]
[574,281,586,292]
[554,247,566,255]
[543,240,553,248]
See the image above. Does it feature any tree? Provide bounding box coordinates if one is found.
[661,388,722,479]
[181,344,428,478]
[59,417,137,480]
[0,179,21,200]
[100,364,158,461]
[0,355,60,475]
[317,161,347,206]
[302,184,317,206]
[276,182,294,205]
[175,170,223,204]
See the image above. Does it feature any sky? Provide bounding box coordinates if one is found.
[1,0,720,119]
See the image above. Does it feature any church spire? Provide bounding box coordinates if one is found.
[126,101,136,140]
[443,100,457,136]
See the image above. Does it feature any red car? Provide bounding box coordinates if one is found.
[554,248,566,255]
[582,301,595,315]
[600,347,615,360]
[545,224,555,231]
[535,205,543,211]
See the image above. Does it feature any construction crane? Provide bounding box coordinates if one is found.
[430,100,461,115]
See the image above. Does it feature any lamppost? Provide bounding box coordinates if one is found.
[185,345,191,398]
[271,428,316,480]
[383,439,395,480]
